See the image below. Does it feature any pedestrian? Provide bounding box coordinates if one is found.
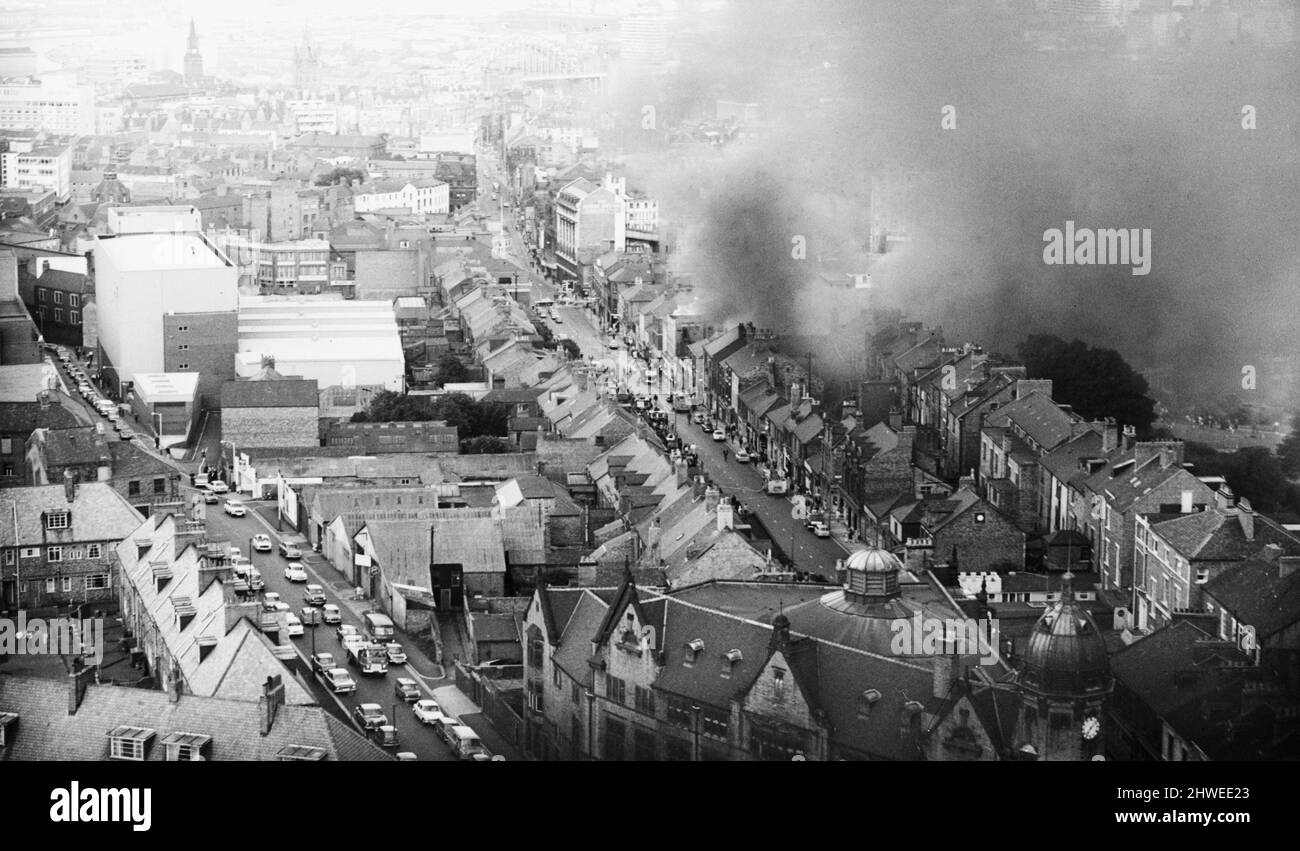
[722,447,729,462]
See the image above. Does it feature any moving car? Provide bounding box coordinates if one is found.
[251,534,273,552]
[693,410,706,424]
[373,725,399,749]
[809,521,831,538]
[300,606,320,626]
[385,642,407,665]
[735,449,751,463]
[261,592,283,612]
[342,633,367,656]
[284,613,304,636]
[321,668,356,694]
[278,541,303,559]
[117,429,136,442]
[207,480,229,494]
[394,678,421,702]
[283,562,308,582]
[353,703,388,731]
[223,499,246,517]
[203,491,219,504]
[336,623,360,643]
[321,603,342,624]
[712,428,726,441]
[412,699,445,725]
[303,584,326,605]
[396,752,418,761]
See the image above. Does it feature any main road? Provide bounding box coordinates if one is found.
[201,495,459,761]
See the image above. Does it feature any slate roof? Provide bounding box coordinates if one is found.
[1152,509,1300,562]
[221,378,319,409]
[1039,430,1104,484]
[985,392,1077,451]
[0,675,390,761]
[0,482,142,547]
[1202,546,1300,638]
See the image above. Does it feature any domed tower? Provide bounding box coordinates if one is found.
[842,546,903,600]
[1013,573,1112,760]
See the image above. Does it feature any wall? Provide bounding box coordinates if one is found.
[932,504,1025,572]
[162,311,237,409]
[223,405,318,449]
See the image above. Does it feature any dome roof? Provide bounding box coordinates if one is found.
[1020,576,1111,697]
[845,547,903,574]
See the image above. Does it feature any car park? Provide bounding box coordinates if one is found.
[251,534,272,552]
[412,699,444,725]
[321,603,342,624]
[304,584,326,605]
[394,678,420,702]
[354,703,388,731]
[223,499,246,517]
[321,668,356,694]
[283,562,308,582]
[278,541,303,559]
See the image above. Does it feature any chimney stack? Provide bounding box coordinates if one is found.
[67,659,97,716]
[932,654,957,700]
[1237,498,1254,542]
[1121,424,1136,451]
[704,485,721,513]
[716,500,734,531]
[1180,490,1194,514]
[63,468,77,503]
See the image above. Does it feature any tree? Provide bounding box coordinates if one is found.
[460,436,511,454]
[1185,442,1300,516]
[351,390,509,438]
[315,167,366,187]
[559,339,582,360]
[436,354,469,385]
[1016,335,1157,434]
[350,390,433,423]
[1277,413,1300,478]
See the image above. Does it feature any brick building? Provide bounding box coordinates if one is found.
[26,424,183,516]
[220,373,319,450]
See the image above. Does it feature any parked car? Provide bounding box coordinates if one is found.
[310,651,337,676]
[385,642,407,665]
[223,499,246,517]
[693,410,706,424]
[303,584,326,605]
[394,678,421,702]
[283,562,308,582]
[251,534,273,552]
[712,428,726,441]
[809,521,831,538]
[321,603,342,624]
[284,613,304,636]
[278,541,303,559]
[735,448,751,463]
[353,703,388,731]
[261,592,283,612]
[450,725,490,760]
[395,752,418,761]
[118,429,136,442]
[207,480,229,494]
[412,699,445,725]
[432,715,461,744]
[321,667,356,694]
[373,725,399,749]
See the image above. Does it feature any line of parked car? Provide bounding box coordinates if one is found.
[49,346,138,441]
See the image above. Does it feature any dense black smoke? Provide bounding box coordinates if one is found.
[616,0,1300,404]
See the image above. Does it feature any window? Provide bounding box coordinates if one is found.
[603,716,626,761]
[69,293,80,308]
[153,477,166,494]
[528,638,544,668]
[46,510,69,529]
[53,290,63,305]
[87,543,101,559]
[571,680,581,705]
[1195,568,1209,584]
[177,325,189,332]
[552,664,561,688]
[2,549,12,566]
[36,287,46,303]
[108,727,156,761]
[47,546,63,562]
[773,668,786,701]
[62,577,72,592]
[178,343,189,351]
[44,579,55,593]
[53,308,63,323]
[634,686,655,715]
[69,310,79,325]
[128,481,140,497]
[177,363,189,370]
[700,705,729,740]
[604,673,626,705]
[0,438,10,454]
[633,726,656,761]
[1,465,10,477]
[666,696,694,729]
[86,573,109,590]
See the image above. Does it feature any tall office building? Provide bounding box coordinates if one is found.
[619,11,669,73]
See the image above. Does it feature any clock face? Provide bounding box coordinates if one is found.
[1082,717,1100,740]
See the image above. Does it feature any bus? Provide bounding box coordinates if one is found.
[363,612,395,643]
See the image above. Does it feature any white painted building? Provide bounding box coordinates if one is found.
[236,296,405,392]
[0,75,95,135]
[106,204,201,235]
[288,99,338,135]
[352,178,449,216]
[0,140,72,202]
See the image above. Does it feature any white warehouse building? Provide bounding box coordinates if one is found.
[352,178,449,216]
[235,296,405,392]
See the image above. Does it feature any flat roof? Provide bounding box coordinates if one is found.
[0,363,53,402]
[94,233,227,272]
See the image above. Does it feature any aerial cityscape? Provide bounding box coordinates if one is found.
[1,0,1299,781]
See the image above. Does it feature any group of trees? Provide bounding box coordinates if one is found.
[350,391,511,454]
[1184,441,1300,518]
[315,167,366,187]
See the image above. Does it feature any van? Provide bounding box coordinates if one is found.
[362,611,394,643]
[449,725,489,760]
[432,715,460,745]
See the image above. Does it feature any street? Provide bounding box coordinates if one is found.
[200,492,460,761]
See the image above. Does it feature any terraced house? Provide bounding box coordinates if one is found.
[0,477,142,609]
